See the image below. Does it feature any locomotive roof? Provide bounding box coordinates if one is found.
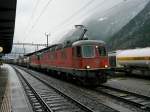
[24,40,106,57]
[72,40,105,47]
[24,44,59,56]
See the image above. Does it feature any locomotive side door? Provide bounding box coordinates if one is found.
[72,46,82,69]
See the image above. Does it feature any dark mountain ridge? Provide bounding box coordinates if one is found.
[107,1,150,51]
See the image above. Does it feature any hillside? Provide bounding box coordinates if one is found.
[107,1,150,51]
[84,0,149,40]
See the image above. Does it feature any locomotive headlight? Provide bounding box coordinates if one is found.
[86,65,90,69]
[105,65,108,68]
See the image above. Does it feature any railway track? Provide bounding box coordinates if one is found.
[13,67,94,112]
[96,85,150,111]
[14,65,150,112]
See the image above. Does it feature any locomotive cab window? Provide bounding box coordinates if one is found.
[98,46,107,56]
[73,46,81,57]
[36,54,40,60]
[82,45,95,58]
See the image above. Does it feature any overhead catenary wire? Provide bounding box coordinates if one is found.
[30,0,53,29]
[49,0,97,31]
[23,0,41,42]
[25,0,53,39]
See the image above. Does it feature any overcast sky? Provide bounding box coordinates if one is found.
[14,0,129,45]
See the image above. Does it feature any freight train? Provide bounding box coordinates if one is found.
[109,47,150,75]
[15,25,109,86]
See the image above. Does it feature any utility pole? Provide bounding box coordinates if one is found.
[37,45,39,51]
[45,32,50,47]
[23,44,25,55]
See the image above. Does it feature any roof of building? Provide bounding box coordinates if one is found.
[0,0,17,53]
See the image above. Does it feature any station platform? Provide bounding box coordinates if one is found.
[0,64,32,112]
[0,64,150,112]
[104,77,150,97]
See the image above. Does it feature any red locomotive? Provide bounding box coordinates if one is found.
[24,25,109,86]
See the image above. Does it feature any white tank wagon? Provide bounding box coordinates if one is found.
[117,47,150,69]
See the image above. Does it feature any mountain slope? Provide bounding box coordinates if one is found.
[84,0,149,40]
[107,1,150,50]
